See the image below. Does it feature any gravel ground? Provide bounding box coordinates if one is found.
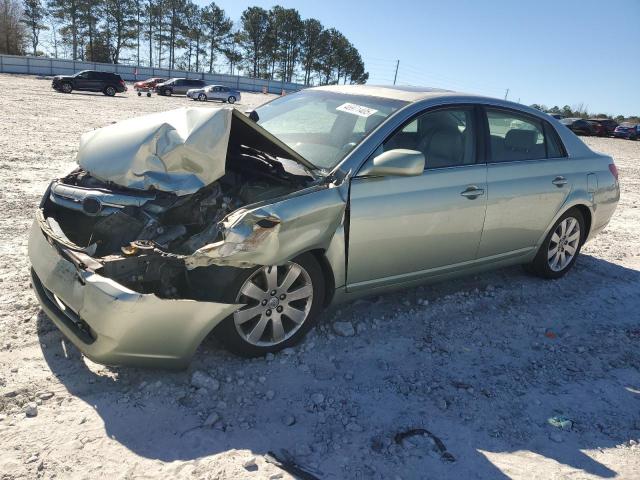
[0,74,639,480]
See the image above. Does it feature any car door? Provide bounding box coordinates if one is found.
[477,107,572,258]
[347,106,488,291]
[73,71,92,90]
[210,86,222,100]
[173,80,186,94]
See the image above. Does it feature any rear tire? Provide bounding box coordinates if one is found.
[525,208,585,279]
[215,253,325,357]
[104,86,116,96]
[227,96,236,104]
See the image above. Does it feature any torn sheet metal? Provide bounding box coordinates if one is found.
[185,185,346,269]
[76,108,233,195]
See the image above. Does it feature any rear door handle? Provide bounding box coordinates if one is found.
[460,186,485,199]
[552,176,568,186]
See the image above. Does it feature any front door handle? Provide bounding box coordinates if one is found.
[460,186,485,199]
[552,176,568,187]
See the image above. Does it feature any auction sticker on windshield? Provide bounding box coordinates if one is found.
[336,103,378,117]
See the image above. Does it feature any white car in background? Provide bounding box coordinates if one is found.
[187,85,241,104]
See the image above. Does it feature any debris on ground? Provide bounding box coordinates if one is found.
[394,428,456,462]
[548,415,573,430]
[264,451,321,480]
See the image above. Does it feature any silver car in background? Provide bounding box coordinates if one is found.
[187,84,241,104]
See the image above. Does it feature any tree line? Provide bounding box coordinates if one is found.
[1,0,368,85]
[530,103,640,124]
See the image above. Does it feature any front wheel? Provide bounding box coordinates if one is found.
[198,93,207,101]
[215,253,325,357]
[525,209,585,279]
[61,83,72,94]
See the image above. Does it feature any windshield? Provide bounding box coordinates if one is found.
[255,90,407,169]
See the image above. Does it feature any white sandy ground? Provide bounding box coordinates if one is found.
[0,74,639,480]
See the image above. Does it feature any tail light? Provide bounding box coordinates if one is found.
[609,164,619,181]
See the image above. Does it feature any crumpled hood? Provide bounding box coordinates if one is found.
[76,108,232,196]
[75,106,316,196]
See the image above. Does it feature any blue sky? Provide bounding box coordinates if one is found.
[202,0,639,116]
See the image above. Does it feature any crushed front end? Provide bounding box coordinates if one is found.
[29,107,344,368]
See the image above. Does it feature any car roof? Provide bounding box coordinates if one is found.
[311,84,455,102]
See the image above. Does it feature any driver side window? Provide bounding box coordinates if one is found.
[384,107,476,169]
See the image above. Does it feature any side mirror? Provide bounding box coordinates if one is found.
[357,149,425,177]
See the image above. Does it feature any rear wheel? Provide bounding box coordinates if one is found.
[61,83,72,93]
[104,86,116,96]
[227,96,236,104]
[215,253,325,357]
[525,208,585,279]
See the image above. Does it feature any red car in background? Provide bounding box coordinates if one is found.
[587,118,618,137]
[133,77,166,93]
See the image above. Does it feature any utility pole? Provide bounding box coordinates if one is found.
[393,60,399,85]
[504,88,509,100]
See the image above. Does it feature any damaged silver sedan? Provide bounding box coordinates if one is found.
[29,85,619,368]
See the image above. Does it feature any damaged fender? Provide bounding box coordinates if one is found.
[185,185,347,269]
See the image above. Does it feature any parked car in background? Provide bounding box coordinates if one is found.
[547,113,564,120]
[186,85,241,104]
[29,85,620,367]
[587,118,618,137]
[156,78,207,96]
[51,70,127,96]
[560,118,594,136]
[133,77,166,92]
[612,123,639,140]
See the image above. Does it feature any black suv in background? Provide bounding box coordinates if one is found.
[52,70,127,96]
[156,78,206,96]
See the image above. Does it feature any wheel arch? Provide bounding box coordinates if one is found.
[308,248,336,306]
[536,201,594,250]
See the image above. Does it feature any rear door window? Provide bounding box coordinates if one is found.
[486,109,551,162]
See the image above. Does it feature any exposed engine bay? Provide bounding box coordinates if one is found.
[42,142,317,299]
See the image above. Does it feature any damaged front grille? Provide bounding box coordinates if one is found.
[41,144,315,298]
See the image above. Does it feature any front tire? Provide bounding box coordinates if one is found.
[198,93,207,102]
[526,208,585,279]
[61,83,72,94]
[215,253,325,357]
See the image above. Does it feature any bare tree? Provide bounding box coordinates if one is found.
[47,0,79,59]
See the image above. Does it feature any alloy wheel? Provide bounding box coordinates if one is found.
[547,216,580,272]
[234,262,313,347]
